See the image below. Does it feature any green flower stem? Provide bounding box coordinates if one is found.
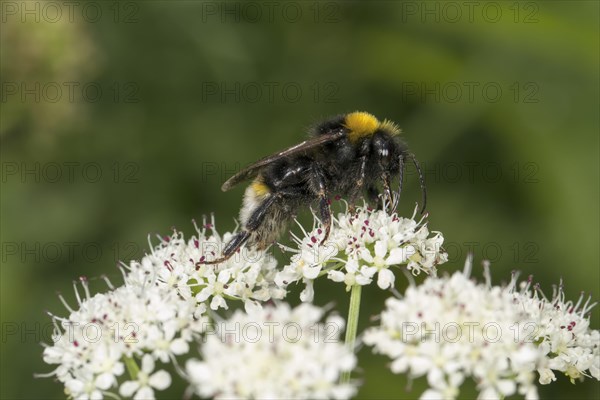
[124,356,140,380]
[340,284,362,384]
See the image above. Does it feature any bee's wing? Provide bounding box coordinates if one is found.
[221,130,345,191]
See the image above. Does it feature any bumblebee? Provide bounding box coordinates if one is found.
[205,111,426,264]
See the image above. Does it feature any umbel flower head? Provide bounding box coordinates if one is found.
[515,279,600,384]
[139,216,286,312]
[275,202,448,301]
[40,216,283,399]
[40,206,599,400]
[364,257,600,400]
[41,276,204,400]
[364,258,542,400]
[186,303,358,400]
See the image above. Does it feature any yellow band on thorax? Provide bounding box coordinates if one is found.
[345,111,380,142]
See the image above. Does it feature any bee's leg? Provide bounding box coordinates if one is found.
[202,230,250,265]
[367,185,385,210]
[204,230,252,264]
[308,164,332,245]
[245,193,278,231]
[367,185,380,203]
[348,155,368,213]
[381,171,392,211]
[392,153,405,210]
[318,194,331,245]
[204,194,278,265]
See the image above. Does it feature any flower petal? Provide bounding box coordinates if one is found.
[170,338,189,355]
[141,354,155,374]
[210,295,227,310]
[95,372,115,390]
[377,269,395,290]
[303,264,322,280]
[149,370,172,390]
[119,381,140,397]
[134,386,155,400]
[374,240,387,258]
[300,280,314,302]
[386,247,408,265]
[328,270,345,282]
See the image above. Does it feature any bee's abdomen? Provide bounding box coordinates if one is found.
[237,177,285,248]
[240,178,271,224]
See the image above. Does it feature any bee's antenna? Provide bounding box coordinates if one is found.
[409,153,427,214]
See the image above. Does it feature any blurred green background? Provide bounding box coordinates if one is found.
[1,1,598,398]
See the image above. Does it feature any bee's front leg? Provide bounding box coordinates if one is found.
[381,171,392,211]
[348,155,368,213]
[309,164,332,245]
[367,185,388,211]
[392,153,405,211]
[318,195,331,245]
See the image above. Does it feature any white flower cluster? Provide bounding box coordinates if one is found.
[276,203,447,301]
[137,218,286,312]
[186,303,358,400]
[42,277,204,400]
[363,261,542,400]
[41,217,283,399]
[516,280,600,384]
[41,206,599,400]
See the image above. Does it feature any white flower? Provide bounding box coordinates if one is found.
[359,239,407,289]
[328,258,377,291]
[41,268,205,397]
[538,368,557,384]
[138,217,285,310]
[421,370,463,400]
[119,354,171,400]
[514,279,600,384]
[41,216,286,397]
[89,345,124,387]
[65,369,112,400]
[364,258,543,400]
[196,269,231,310]
[148,323,191,363]
[277,202,448,299]
[186,303,358,399]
